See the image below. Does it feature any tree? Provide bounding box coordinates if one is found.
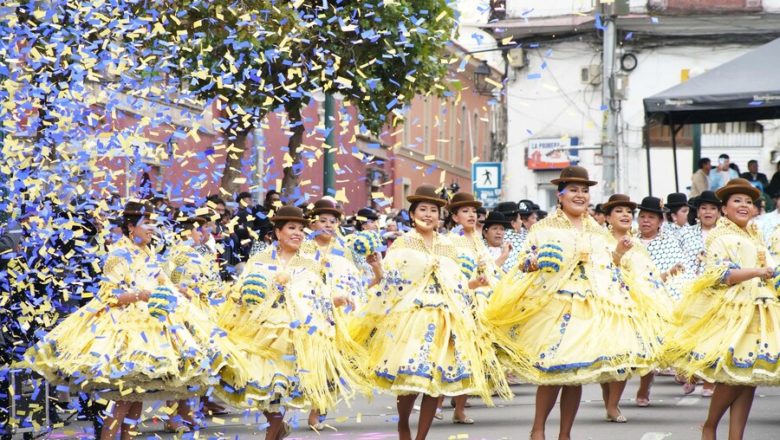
[0,1,157,203]
[141,0,456,199]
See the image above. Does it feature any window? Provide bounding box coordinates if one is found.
[436,98,445,159]
[423,98,431,153]
[460,105,467,167]
[403,106,411,149]
[473,112,480,163]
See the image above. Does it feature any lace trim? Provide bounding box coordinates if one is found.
[392,230,458,260]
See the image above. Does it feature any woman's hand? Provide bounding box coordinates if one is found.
[757,266,774,281]
[500,241,512,258]
[366,252,383,270]
[468,275,489,290]
[616,236,633,256]
[660,263,685,282]
[177,285,192,299]
[520,256,539,272]
[117,289,150,306]
[668,262,684,277]
[333,295,355,310]
[136,289,151,302]
[366,252,384,288]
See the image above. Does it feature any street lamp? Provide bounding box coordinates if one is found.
[473,61,493,95]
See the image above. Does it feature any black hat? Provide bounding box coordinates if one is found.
[122,200,154,217]
[494,201,519,216]
[517,199,535,215]
[356,207,379,221]
[483,211,512,229]
[692,191,721,208]
[666,193,688,208]
[637,196,668,214]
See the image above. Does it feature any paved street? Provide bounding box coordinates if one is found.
[46,376,780,440]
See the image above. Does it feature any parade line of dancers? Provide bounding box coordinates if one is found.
[15,166,780,440]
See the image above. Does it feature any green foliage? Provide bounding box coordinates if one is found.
[140,0,456,134]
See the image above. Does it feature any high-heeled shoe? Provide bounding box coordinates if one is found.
[164,420,192,433]
[606,410,627,423]
[453,415,474,424]
[278,421,292,440]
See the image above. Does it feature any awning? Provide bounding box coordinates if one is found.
[644,37,780,125]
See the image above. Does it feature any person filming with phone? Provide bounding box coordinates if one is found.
[709,153,739,190]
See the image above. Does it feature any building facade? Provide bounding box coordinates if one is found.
[486,0,780,208]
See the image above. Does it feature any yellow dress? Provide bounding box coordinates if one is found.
[349,230,511,403]
[448,231,503,311]
[610,234,674,354]
[301,237,368,312]
[161,241,253,402]
[216,245,363,412]
[163,242,228,311]
[21,237,236,401]
[665,218,780,385]
[484,210,658,385]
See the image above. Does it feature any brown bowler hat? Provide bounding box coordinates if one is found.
[550,166,597,187]
[309,198,343,219]
[271,206,309,226]
[122,200,155,218]
[715,178,761,203]
[407,184,446,207]
[447,192,482,211]
[601,194,637,213]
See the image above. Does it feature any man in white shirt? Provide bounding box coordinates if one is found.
[709,154,739,190]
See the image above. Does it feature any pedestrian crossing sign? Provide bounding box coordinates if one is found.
[472,162,501,190]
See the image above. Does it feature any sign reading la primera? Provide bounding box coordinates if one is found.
[527,137,579,170]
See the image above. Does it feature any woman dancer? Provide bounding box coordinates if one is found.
[351,185,510,440]
[662,193,690,242]
[677,191,722,396]
[598,194,673,423]
[485,167,658,440]
[634,196,695,406]
[444,192,506,424]
[22,201,242,439]
[666,178,780,440]
[302,198,381,430]
[218,206,361,440]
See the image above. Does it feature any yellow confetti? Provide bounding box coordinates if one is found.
[334,188,349,203]
[424,155,435,161]
[356,412,362,423]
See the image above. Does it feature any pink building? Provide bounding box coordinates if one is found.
[88,45,504,216]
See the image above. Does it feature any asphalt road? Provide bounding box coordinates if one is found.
[46,376,780,440]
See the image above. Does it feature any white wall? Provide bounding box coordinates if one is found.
[455,0,504,67]
[504,41,766,208]
[505,0,595,18]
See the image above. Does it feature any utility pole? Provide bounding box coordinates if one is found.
[323,93,336,196]
[601,13,618,194]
